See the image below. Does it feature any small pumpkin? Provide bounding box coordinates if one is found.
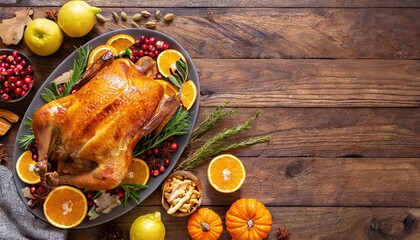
[225,198,272,240]
[187,207,223,240]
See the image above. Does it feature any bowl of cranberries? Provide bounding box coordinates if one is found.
[0,49,34,102]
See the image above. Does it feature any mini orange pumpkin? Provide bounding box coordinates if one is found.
[187,208,223,240]
[225,198,272,240]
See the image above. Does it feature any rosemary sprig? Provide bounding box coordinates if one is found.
[119,183,148,207]
[177,110,271,171]
[167,58,188,88]
[133,108,191,157]
[18,117,35,149]
[41,45,91,102]
[187,102,234,149]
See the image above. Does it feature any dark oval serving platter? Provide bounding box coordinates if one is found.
[13,28,200,228]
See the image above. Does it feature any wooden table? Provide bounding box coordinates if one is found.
[1,1,420,239]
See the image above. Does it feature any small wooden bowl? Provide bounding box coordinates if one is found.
[161,170,203,217]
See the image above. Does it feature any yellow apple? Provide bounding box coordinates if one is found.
[24,18,63,56]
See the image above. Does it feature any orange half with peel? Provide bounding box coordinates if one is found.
[207,154,246,193]
[16,150,40,184]
[43,186,88,229]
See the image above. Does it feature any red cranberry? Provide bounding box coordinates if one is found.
[30,186,37,194]
[31,153,37,161]
[153,148,159,155]
[139,50,144,57]
[3,81,9,87]
[22,84,29,91]
[38,186,45,194]
[71,89,77,94]
[149,37,156,45]
[144,51,149,55]
[141,44,148,50]
[20,59,26,67]
[159,166,166,173]
[21,90,26,96]
[145,38,150,44]
[26,65,33,74]
[16,56,22,62]
[87,193,93,199]
[4,87,10,93]
[135,39,141,46]
[6,68,13,76]
[154,50,160,56]
[149,52,155,58]
[155,41,164,50]
[16,64,23,71]
[164,159,170,167]
[162,43,170,50]
[168,136,174,142]
[140,154,146,159]
[20,70,27,77]
[146,149,152,155]
[9,76,16,83]
[118,192,125,198]
[170,142,178,151]
[130,56,136,62]
[153,169,160,176]
[88,200,94,207]
[148,45,155,52]
[58,86,63,93]
[140,36,145,42]
[132,49,139,56]
[11,51,19,58]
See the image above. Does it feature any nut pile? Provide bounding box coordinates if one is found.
[163,175,201,214]
[96,9,174,29]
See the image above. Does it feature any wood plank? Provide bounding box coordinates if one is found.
[112,156,420,207]
[187,107,420,158]
[68,206,420,239]
[198,59,420,107]
[1,8,419,59]
[1,58,419,108]
[4,0,420,8]
[2,106,420,170]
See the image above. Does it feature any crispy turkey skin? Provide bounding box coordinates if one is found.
[32,58,180,190]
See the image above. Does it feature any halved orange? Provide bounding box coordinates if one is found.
[207,154,246,193]
[105,33,135,53]
[156,49,186,78]
[44,186,88,229]
[123,158,150,185]
[87,45,119,69]
[156,80,178,97]
[16,150,40,184]
[181,80,198,110]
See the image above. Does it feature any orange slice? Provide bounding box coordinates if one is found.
[156,80,178,97]
[16,150,40,184]
[207,154,246,193]
[87,45,119,69]
[181,80,198,110]
[156,49,186,78]
[105,33,135,53]
[123,158,150,185]
[44,186,88,229]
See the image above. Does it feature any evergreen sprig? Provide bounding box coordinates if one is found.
[119,183,148,207]
[133,108,191,157]
[177,108,271,171]
[41,45,91,102]
[17,117,35,149]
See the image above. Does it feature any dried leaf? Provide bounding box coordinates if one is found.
[0,8,33,45]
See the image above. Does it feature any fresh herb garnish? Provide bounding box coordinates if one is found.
[176,108,271,171]
[167,58,188,88]
[119,183,148,207]
[40,45,91,102]
[17,117,35,149]
[133,108,191,157]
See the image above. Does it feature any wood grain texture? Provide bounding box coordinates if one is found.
[1,58,419,108]
[3,0,420,8]
[1,8,419,59]
[68,206,420,240]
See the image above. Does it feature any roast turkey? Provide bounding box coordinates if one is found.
[32,55,180,190]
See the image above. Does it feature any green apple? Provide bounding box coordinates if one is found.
[24,18,63,56]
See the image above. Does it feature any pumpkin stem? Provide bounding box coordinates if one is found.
[247,219,254,229]
[201,222,210,232]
